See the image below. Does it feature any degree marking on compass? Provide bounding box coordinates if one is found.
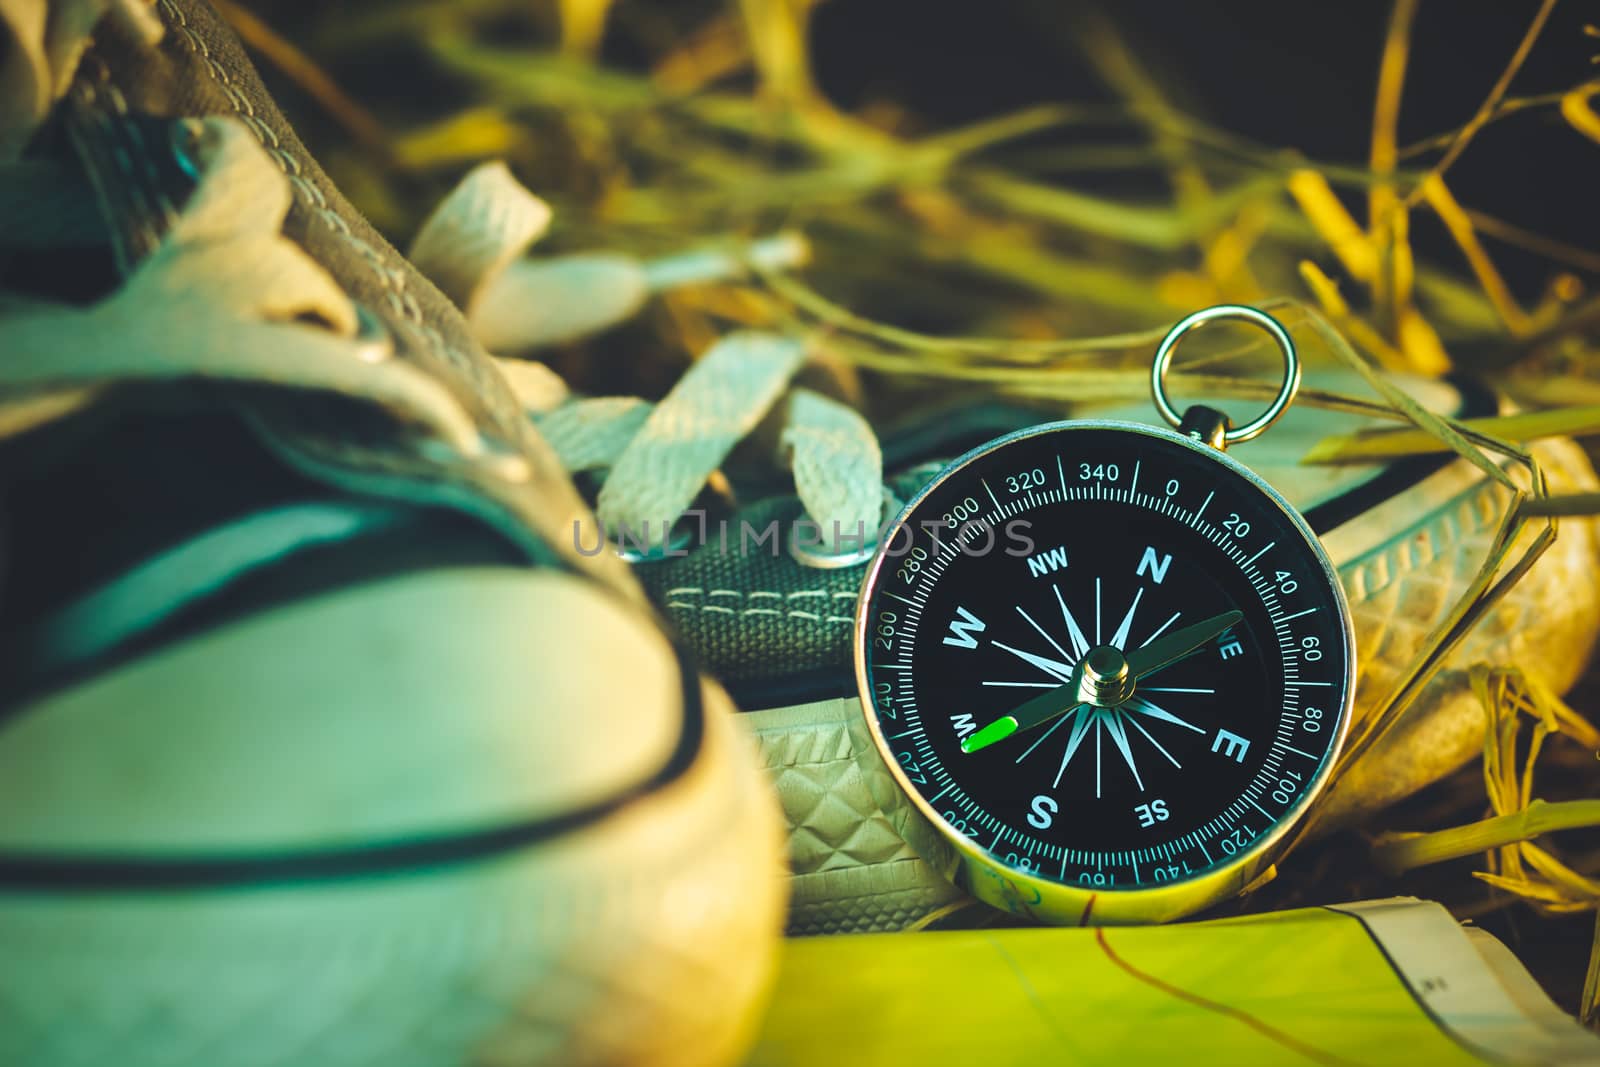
[992,640,1073,682]
[1140,611,1182,647]
[1017,605,1076,665]
[1142,686,1214,694]
[883,590,919,608]
[1243,540,1275,568]
[929,781,955,804]
[1285,681,1333,687]
[983,680,1058,688]
[1057,455,1067,493]
[1280,744,1319,759]
[1109,587,1144,649]
[1130,459,1140,498]
[981,477,1001,512]
[1053,584,1092,658]
[1246,796,1273,821]
[1197,490,1214,521]
[1279,607,1319,623]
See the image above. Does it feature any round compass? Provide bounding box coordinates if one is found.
[853,307,1355,924]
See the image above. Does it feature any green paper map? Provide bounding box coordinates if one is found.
[748,899,1599,1066]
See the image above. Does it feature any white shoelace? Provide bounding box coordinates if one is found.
[0,111,887,558]
[408,161,887,552]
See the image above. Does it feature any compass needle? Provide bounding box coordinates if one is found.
[854,314,1353,922]
[1123,609,1243,682]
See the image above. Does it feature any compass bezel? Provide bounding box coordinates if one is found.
[852,418,1357,925]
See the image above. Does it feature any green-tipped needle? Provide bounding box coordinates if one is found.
[958,607,1244,755]
[961,716,1019,753]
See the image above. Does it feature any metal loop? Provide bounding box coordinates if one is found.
[1150,305,1301,446]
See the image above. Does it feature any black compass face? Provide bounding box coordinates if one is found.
[858,422,1352,891]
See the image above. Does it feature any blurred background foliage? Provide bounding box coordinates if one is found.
[222,0,1600,1013]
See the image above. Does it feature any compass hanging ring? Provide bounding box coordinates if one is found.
[1150,304,1302,447]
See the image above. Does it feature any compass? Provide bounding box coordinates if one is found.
[853,306,1355,924]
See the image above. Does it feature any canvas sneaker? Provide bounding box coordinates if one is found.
[0,2,786,1064]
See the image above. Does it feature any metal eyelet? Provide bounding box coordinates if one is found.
[788,485,902,570]
[612,522,697,564]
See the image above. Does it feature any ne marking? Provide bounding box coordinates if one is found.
[1243,541,1275,567]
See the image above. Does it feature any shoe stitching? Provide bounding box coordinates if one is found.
[661,586,855,624]
[663,602,853,624]
[153,0,479,396]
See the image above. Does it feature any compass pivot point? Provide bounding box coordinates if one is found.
[1076,645,1134,708]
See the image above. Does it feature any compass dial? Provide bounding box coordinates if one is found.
[856,421,1353,912]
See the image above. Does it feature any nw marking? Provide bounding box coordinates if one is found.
[1028,544,1070,578]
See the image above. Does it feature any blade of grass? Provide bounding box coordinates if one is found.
[1302,406,1600,464]
[1401,0,1561,207]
